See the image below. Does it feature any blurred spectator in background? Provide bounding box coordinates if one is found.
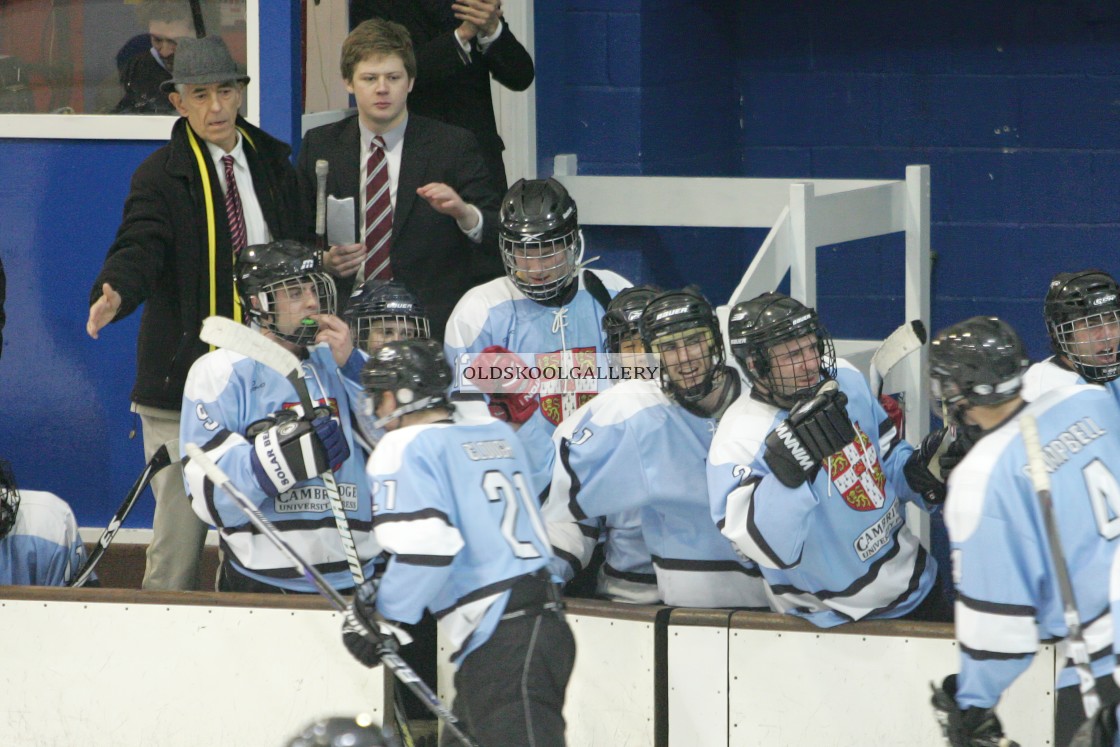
[113,1,197,114]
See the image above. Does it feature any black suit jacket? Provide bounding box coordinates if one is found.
[297,113,502,338]
[349,0,535,194]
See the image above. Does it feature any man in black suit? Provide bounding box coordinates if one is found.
[349,0,535,195]
[297,17,502,339]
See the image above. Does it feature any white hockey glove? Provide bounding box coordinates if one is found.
[764,380,855,488]
[930,675,1019,747]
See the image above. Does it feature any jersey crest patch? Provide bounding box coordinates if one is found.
[826,423,886,511]
[536,347,599,426]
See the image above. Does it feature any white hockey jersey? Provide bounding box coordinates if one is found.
[1021,356,1082,402]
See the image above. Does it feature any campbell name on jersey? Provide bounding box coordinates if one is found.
[444,270,631,492]
[181,345,380,592]
[544,378,768,609]
[946,384,1120,710]
[708,360,936,627]
[369,407,554,666]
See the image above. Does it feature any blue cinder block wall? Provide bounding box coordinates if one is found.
[536,0,1120,354]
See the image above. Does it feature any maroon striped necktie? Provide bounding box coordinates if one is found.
[222,155,247,255]
[361,136,393,282]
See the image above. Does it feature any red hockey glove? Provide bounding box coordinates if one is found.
[468,345,540,424]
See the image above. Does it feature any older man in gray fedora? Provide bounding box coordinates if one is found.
[87,35,308,591]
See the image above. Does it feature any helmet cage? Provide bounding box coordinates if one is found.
[499,227,582,302]
[0,459,19,540]
[729,297,836,409]
[247,273,337,346]
[352,314,431,353]
[647,323,724,405]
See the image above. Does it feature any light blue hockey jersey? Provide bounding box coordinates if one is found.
[0,490,87,586]
[947,384,1120,710]
[546,383,659,605]
[708,360,936,627]
[181,343,380,592]
[544,378,769,609]
[444,270,631,493]
[369,407,554,665]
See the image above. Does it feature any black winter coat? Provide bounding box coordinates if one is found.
[91,116,306,409]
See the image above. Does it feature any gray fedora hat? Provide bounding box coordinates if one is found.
[160,35,250,93]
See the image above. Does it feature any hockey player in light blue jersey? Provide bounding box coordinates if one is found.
[0,459,89,586]
[545,285,659,603]
[444,177,630,493]
[341,339,574,747]
[926,316,1120,747]
[708,292,949,627]
[1022,269,1120,401]
[544,288,769,608]
[181,240,380,593]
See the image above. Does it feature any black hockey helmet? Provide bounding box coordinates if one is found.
[929,316,1030,427]
[236,240,336,346]
[603,284,661,354]
[286,715,390,747]
[728,292,835,409]
[1043,269,1120,383]
[345,279,430,353]
[639,287,725,406]
[0,459,18,540]
[498,177,582,302]
[361,339,452,426]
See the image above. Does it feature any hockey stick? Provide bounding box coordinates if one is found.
[870,319,928,398]
[315,159,329,248]
[1020,413,1101,719]
[199,315,365,588]
[70,441,178,588]
[183,443,479,747]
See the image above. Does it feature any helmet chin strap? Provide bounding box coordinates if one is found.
[370,395,442,429]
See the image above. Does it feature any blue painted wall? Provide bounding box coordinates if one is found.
[3,1,1118,528]
[0,3,299,528]
[535,0,1120,352]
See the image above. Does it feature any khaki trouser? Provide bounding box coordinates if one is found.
[134,404,210,591]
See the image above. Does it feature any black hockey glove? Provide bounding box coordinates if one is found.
[341,579,408,669]
[904,427,952,505]
[249,413,350,497]
[1069,699,1119,747]
[930,675,1019,747]
[939,424,981,479]
[764,380,855,488]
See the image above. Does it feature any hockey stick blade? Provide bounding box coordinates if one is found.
[1021,414,1101,719]
[199,316,315,415]
[183,443,479,747]
[70,441,179,588]
[199,315,366,587]
[870,319,928,398]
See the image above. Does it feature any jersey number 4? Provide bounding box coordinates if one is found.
[483,470,551,559]
[1084,458,1120,539]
